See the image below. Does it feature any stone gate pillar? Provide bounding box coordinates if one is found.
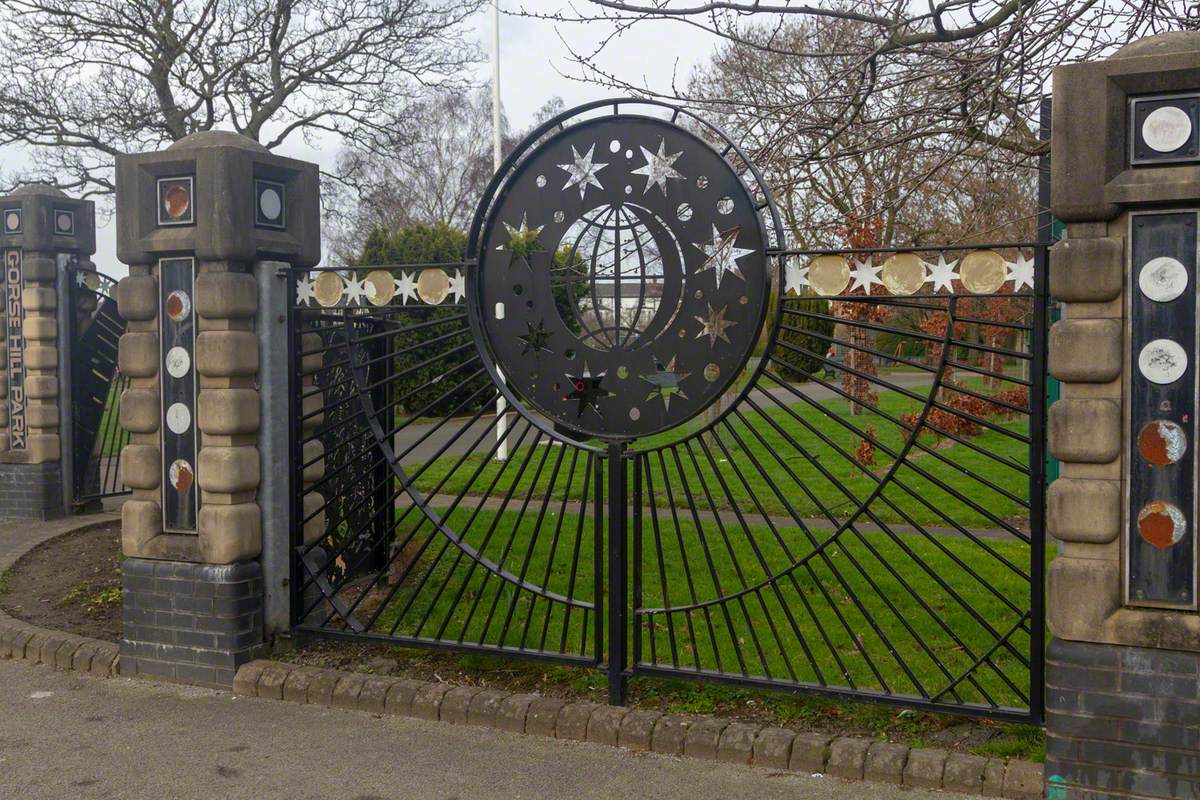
[1047,32,1200,800]
[0,184,95,519]
[115,131,318,686]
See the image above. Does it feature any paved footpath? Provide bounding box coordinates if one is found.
[0,658,979,800]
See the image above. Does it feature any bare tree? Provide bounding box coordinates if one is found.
[326,91,567,261]
[0,0,486,195]
[523,0,1195,241]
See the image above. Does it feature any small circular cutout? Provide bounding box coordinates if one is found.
[609,139,621,153]
[716,196,734,215]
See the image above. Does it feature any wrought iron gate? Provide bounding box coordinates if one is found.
[291,99,1046,723]
[67,262,130,505]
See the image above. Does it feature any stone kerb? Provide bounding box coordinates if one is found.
[0,184,96,519]
[1046,31,1200,800]
[114,130,319,686]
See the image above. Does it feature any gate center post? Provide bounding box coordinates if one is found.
[607,440,629,705]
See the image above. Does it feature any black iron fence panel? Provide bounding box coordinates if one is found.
[288,99,1046,722]
[290,267,601,665]
[68,264,130,504]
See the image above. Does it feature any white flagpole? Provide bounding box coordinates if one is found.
[492,0,508,462]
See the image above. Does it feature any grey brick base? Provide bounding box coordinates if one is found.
[1046,638,1200,799]
[120,558,266,688]
[0,462,62,520]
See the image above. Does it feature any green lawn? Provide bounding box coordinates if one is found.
[362,497,1043,712]
[407,374,1031,530]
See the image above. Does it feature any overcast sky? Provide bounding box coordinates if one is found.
[0,1,722,277]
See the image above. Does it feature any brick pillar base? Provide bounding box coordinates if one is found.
[1046,639,1200,799]
[119,558,266,687]
[0,462,62,519]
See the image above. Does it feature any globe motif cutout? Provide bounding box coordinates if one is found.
[471,113,773,440]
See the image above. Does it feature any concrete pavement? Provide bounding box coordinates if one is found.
[0,658,979,800]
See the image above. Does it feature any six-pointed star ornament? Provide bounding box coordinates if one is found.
[694,303,737,347]
[631,137,685,194]
[924,255,959,293]
[343,274,369,305]
[295,275,315,305]
[694,225,753,290]
[848,258,883,295]
[562,364,611,418]
[518,319,553,355]
[496,213,546,267]
[643,356,691,411]
[449,270,465,303]
[393,271,418,304]
[1006,252,1035,291]
[784,257,809,296]
[558,143,607,199]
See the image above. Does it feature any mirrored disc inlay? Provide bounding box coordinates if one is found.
[259,188,283,221]
[1143,106,1193,154]
[1138,256,1189,303]
[1137,419,1188,466]
[1138,501,1187,549]
[959,250,1006,294]
[881,253,926,296]
[166,402,192,435]
[417,268,450,305]
[808,255,850,296]
[165,346,191,379]
[168,459,195,494]
[312,272,345,307]
[165,290,191,322]
[1139,339,1188,385]
[365,270,395,306]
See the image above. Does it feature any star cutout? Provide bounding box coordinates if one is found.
[296,275,315,305]
[344,274,368,305]
[694,303,737,347]
[75,270,89,287]
[558,143,607,199]
[631,137,685,195]
[393,271,418,305]
[449,270,465,303]
[924,255,960,293]
[496,213,546,267]
[518,319,553,356]
[562,363,610,418]
[1006,252,1035,291]
[694,225,753,290]
[642,356,690,412]
[784,257,809,296]
[848,258,883,295]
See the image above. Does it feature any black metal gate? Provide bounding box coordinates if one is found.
[290,99,1046,723]
[67,263,130,506]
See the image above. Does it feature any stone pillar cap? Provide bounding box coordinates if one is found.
[7,183,67,198]
[167,130,269,153]
[1113,31,1200,59]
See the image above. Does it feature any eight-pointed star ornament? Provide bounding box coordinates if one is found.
[558,143,607,199]
[694,225,753,290]
[295,275,315,305]
[694,303,737,347]
[643,356,691,412]
[562,364,611,418]
[631,137,685,195]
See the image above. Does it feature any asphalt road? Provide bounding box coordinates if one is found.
[0,658,979,800]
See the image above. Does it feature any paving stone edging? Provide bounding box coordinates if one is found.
[233,659,1045,799]
[0,514,122,679]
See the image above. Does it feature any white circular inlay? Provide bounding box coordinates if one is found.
[1139,338,1188,385]
[165,346,191,379]
[1139,256,1189,303]
[166,402,191,434]
[259,187,283,221]
[55,212,72,232]
[1143,106,1192,154]
[4,211,18,231]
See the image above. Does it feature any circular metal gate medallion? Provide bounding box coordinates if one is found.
[1142,106,1192,154]
[471,112,773,440]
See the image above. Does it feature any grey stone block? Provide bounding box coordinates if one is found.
[1001,760,1043,800]
[495,693,537,734]
[716,722,761,765]
[618,709,663,751]
[826,737,872,780]
[751,727,794,770]
[411,683,451,721]
[281,667,322,703]
[439,686,481,724]
[357,676,394,714]
[981,759,1006,797]
[650,714,693,756]
[466,688,509,728]
[257,662,293,700]
[524,697,566,737]
[788,732,833,773]
[864,741,909,784]
[586,705,627,747]
[383,679,428,717]
[330,673,368,711]
[683,716,729,761]
[902,747,948,789]
[305,670,340,707]
[555,702,598,741]
[943,752,988,794]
